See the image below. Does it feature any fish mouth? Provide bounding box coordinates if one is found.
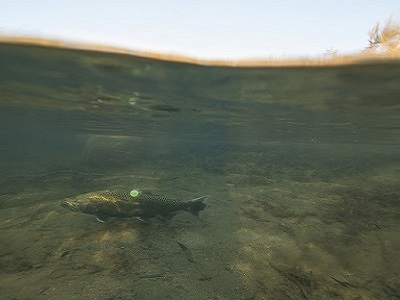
[60,199,80,211]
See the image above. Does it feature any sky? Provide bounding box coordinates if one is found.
[1,0,399,59]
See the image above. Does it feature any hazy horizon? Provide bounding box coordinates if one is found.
[1,1,399,59]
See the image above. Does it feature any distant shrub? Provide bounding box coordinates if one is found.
[366,17,400,53]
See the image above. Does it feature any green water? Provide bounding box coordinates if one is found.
[1,43,399,300]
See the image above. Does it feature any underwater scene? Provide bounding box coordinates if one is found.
[0,43,400,300]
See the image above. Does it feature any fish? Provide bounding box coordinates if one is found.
[60,189,207,222]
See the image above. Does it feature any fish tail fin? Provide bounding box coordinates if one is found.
[187,196,207,216]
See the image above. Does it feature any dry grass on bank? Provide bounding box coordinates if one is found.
[1,34,400,67]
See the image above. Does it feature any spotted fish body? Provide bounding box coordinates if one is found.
[60,189,207,221]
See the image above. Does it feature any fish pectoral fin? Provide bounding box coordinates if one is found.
[135,215,168,223]
[95,214,110,223]
[177,241,195,263]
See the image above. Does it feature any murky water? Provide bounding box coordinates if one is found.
[1,43,400,300]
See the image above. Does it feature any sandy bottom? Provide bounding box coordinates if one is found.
[1,164,399,300]
[1,136,400,300]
